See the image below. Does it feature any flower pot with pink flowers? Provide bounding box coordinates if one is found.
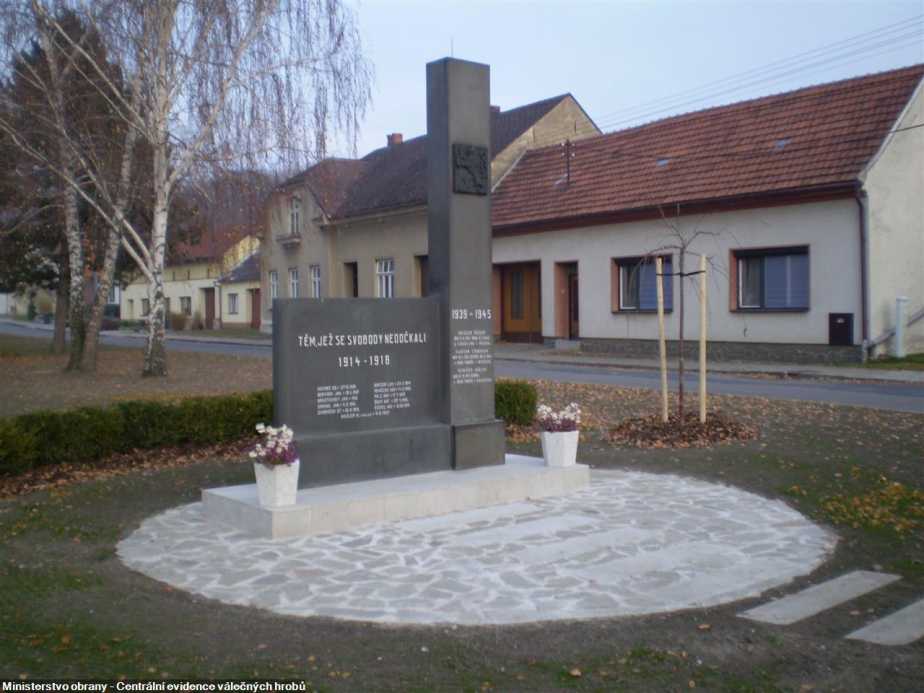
[249,423,299,508]
[536,403,581,468]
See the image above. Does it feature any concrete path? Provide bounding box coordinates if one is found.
[739,571,901,625]
[846,598,924,646]
[739,570,923,647]
[119,469,834,625]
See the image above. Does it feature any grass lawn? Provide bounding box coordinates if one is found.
[0,334,270,417]
[860,353,924,372]
[1,333,922,689]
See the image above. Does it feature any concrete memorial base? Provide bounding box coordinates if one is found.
[202,454,589,540]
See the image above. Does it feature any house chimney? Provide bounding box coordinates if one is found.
[387,133,403,147]
[490,105,501,115]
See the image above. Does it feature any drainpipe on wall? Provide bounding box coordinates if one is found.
[855,186,870,361]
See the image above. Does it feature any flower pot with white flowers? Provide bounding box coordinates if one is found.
[537,403,581,468]
[249,423,300,508]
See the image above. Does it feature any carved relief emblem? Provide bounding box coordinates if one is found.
[452,144,489,195]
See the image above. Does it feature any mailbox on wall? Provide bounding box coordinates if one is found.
[829,313,854,346]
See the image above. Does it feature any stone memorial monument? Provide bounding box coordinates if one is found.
[274,58,505,487]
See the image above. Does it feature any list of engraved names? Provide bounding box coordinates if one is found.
[452,328,492,384]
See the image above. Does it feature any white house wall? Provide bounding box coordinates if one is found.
[121,263,219,326]
[260,185,331,332]
[330,210,429,298]
[493,198,862,347]
[863,80,924,355]
[220,281,259,328]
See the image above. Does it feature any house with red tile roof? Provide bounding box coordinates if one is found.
[120,224,260,330]
[259,94,599,332]
[491,64,923,362]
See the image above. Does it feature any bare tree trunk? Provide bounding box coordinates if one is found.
[62,182,86,371]
[142,145,169,377]
[141,270,167,377]
[50,276,68,354]
[82,231,121,371]
[677,248,686,424]
[141,20,172,378]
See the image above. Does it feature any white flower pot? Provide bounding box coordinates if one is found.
[253,458,300,508]
[541,430,579,467]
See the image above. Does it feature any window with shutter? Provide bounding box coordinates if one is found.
[614,256,673,311]
[734,246,809,310]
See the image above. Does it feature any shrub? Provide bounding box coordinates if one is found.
[495,380,537,427]
[36,295,54,315]
[0,418,39,476]
[117,400,179,450]
[0,391,276,477]
[168,312,187,331]
[15,407,125,468]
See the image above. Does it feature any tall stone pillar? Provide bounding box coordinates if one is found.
[427,58,505,470]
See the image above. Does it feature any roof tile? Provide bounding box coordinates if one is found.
[493,65,923,229]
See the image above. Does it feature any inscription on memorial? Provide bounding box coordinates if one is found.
[275,299,441,436]
[450,308,493,385]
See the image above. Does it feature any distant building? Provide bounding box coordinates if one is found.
[491,65,924,361]
[120,226,260,330]
[261,65,923,362]
[259,94,600,332]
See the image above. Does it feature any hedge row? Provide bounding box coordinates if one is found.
[0,382,539,477]
[494,380,538,427]
[0,392,273,477]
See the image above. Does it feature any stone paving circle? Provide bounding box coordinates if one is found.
[118,470,835,625]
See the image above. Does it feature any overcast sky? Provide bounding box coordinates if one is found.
[338,0,923,158]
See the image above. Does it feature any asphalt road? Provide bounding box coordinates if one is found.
[2,321,922,413]
[494,360,923,414]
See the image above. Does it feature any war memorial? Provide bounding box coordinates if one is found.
[119,59,840,629]
[201,58,589,539]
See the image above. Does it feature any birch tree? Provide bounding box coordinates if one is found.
[5,0,371,376]
[1,7,104,369]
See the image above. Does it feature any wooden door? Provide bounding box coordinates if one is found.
[568,273,579,339]
[204,288,215,329]
[501,262,542,342]
[250,289,261,329]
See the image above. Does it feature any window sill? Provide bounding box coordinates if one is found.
[612,309,674,314]
[732,308,809,313]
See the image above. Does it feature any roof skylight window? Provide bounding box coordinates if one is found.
[656,158,670,167]
[775,137,791,148]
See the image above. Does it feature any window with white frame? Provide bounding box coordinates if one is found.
[228,293,239,314]
[289,197,300,236]
[734,246,809,310]
[376,259,395,298]
[269,270,278,300]
[289,268,299,297]
[180,296,191,315]
[614,256,673,311]
[310,265,321,298]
